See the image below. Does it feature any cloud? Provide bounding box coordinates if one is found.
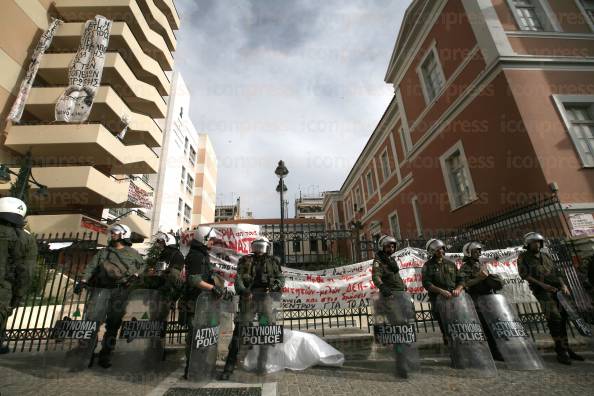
[174,0,409,218]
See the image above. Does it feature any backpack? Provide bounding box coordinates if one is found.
[97,250,129,283]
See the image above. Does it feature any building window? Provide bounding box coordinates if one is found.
[184,204,192,224]
[181,166,186,185]
[184,137,189,154]
[578,0,594,29]
[411,196,423,237]
[554,96,594,167]
[380,150,391,180]
[309,237,318,253]
[440,141,477,210]
[178,198,183,218]
[186,175,194,194]
[366,171,375,196]
[189,146,196,166]
[508,0,558,31]
[293,238,301,253]
[388,212,401,240]
[418,44,445,104]
[355,187,363,212]
[346,198,353,219]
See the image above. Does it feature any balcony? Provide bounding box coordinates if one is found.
[4,124,159,175]
[118,210,152,238]
[53,0,173,71]
[137,0,177,51]
[38,53,166,118]
[0,166,130,210]
[24,86,162,147]
[154,0,180,30]
[50,22,170,96]
[27,214,110,245]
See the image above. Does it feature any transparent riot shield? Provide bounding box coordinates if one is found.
[477,294,544,370]
[109,289,167,372]
[556,292,593,338]
[373,291,419,379]
[186,293,227,384]
[436,292,497,377]
[51,288,112,371]
[237,291,285,382]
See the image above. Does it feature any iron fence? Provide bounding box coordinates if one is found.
[3,194,591,352]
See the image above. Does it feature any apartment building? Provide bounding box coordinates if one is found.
[0,0,180,244]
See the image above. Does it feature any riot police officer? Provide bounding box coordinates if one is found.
[75,223,145,368]
[179,226,224,379]
[372,235,405,297]
[220,236,284,380]
[143,232,186,323]
[517,232,584,365]
[460,241,503,360]
[421,238,464,344]
[0,197,33,354]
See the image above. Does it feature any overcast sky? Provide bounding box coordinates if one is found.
[174,0,409,218]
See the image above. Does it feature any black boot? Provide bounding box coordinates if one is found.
[97,349,112,368]
[555,341,571,365]
[219,361,235,380]
[568,349,585,361]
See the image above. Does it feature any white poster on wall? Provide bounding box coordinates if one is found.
[7,18,63,123]
[55,15,112,123]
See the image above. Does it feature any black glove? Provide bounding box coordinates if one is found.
[379,284,393,297]
[211,285,224,299]
[73,280,87,295]
[270,279,283,293]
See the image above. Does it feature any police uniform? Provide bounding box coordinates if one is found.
[517,250,571,357]
[421,256,464,341]
[81,245,145,365]
[0,223,29,352]
[460,256,503,359]
[222,253,284,376]
[179,239,215,377]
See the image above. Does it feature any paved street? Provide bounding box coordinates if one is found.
[1,350,593,396]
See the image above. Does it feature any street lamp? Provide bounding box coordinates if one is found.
[0,152,49,204]
[275,160,288,265]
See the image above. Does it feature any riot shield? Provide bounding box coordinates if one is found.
[556,292,593,338]
[373,291,419,378]
[436,292,497,377]
[477,294,544,370]
[237,291,285,382]
[109,289,168,372]
[51,288,112,371]
[186,293,226,384]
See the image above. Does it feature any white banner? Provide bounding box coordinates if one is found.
[7,18,62,123]
[181,224,537,308]
[55,15,112,122]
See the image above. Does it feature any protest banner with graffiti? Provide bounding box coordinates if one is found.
[55,15,112,122]
[187,226,537,310]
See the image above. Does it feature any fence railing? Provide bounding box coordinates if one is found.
[3,195,591,352]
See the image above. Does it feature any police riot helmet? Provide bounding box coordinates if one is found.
[523,232,545,249]
[109,224,131,243]
[194,226,215,244]
[426,238,446,256]
[155,231,177,247]
[378,235,398,250]
[251,236,270,255]
[463,241,483,257]
[0,197,27,227]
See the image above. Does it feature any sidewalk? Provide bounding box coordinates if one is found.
[1,346,593,396]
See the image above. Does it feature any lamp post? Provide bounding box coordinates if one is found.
[0,152,48,205]
[275,160,288,265]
